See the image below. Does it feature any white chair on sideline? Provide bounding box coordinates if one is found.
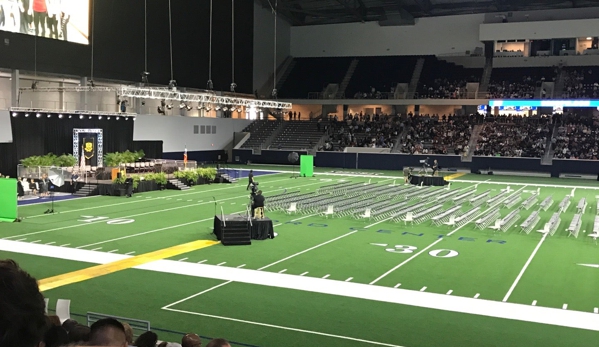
[286,203,297,214]
[488,219,502,231]
[358,208,371,220]
[402,212,414,225]
[588,233,599,245]
[442,215,456,228]
[44,298,49,314]
[56,299,71,323]
[322,205,334,218]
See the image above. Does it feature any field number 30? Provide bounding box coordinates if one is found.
[371,243,459,258]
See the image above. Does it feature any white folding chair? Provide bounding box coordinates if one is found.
[488,219,502,231]
[322,205,334,218]
[286,202,297,214]
[588,233,599,245]
[44,298,49,314]
[442,215,456,228]
[360,208,371,220]
[402,212,414,225]
[56,299,71,323]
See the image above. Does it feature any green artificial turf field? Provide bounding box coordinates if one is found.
[2,167,599,347]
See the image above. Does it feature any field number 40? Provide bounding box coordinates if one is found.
[78,216,135,225]
[371,243,459,258]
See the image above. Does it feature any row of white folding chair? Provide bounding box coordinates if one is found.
[45,298,71,323]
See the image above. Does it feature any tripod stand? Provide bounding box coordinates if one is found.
[44,187,55,214]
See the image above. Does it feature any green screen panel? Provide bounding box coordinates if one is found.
[0,178,17,222]
[300,155,314,177]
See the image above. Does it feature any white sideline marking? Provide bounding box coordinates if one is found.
[108,249,118,253]
[31,240,41,243]
[45,241,55,245]
[322,274,330,279]
[91,247,103,251]
[503,232,548,302]
[164,306,405,347]
[474,293,480,299]
[3,239,599,332]
[178,258,188,262]
[197,260,207,264]
[125,251,135,255]
[394,283,401,288]
[345,277,353,282]
[300,272,309,276]
[532,300,537,306]
[236,264,246,268]
[16,238,27,241]
[59,243,70,247]
[594,307,598,314]
[217,262,227,266]
[420,286,427,292]
[273,223,282,227]
[563,304,568,310]
[290,213,319,222]
[278,269,287,273]
[446,290,453,295]
[369,186,526,285]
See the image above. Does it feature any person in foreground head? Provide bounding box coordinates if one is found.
[88,318,128,347]
[182,333,202,347]
[0,259,47,347]
[206,338,231,347]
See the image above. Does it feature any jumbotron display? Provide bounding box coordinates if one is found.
[0,0,89,45]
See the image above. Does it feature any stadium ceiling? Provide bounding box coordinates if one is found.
[257,0,599,26]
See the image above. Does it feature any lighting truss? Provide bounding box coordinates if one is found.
[118,86,292,109]
[18,86,117,93]
[10,107,137,117]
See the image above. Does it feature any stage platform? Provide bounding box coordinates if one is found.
[410,175,447,186]
[214,215,275,245]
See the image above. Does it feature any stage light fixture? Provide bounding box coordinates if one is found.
[237,108,242,113]
[116,116,120,120]
[98,116,103,120]
[25,113,29,117]
[206,105,212,111]
[215,105,221,111]
[166,103,173,110]
[47,114,51,118]
[222,106,228,112]
[169,80,177,90]
[11,112,17,117]
[88,116,92,119]
[107,116,111,120]
[79,115,84,119]
[68,115,72,119]
[36,113,41,118]
[58,114,63,119]
[186,104,193,111]
[179,102,186,109]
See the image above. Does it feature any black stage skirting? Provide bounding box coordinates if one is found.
[98,181,158,196]
[213,215,274,241]
[410,175,447,186]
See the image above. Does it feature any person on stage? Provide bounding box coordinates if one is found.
[246,169,254,190]
[252,190,265,219]
[432,160,439,176]
[39,173,49,197]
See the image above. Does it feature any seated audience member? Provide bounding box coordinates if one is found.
[46,315,62,327]
[182,333,202,347]
[206,338,231,347]
[43,325,69,347]
[123,322,134,346]
[67,323,91,344]
[17,177,24,199]
[29,178,38,195]
[0,259,47,347]
[133,330,159,347]
[88,318,128,347]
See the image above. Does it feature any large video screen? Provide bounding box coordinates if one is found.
[0,0,89,45]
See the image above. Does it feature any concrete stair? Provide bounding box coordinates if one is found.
[74,183,97,197]
[407,57,425,98]
[337,59,359,98]
[167,179,191,190]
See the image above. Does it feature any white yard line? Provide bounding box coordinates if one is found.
[502,232,548,302]
[108,249,119,253]
[532,300,537,306]
[90,247,103,251]
[420,286,427,292]
[563,304,568,310]
[45,241,56,245]
[300,272,309,276]
[290,213,319,222]
[236,264,246,268]
[278,269,287,273]
[474,293,480,299]
[125,251,136,255]
[394,283,401,288]
[369,186,526,285]
[197,260,207,264]
[345,277,353,282]
[162,281,233,309]
[217,262,227,266]
[322,274,330,279]
[446,290,453,295]
[59,243,70,247]
[163,307,405,347]
[15,238,27,241]
[178,258,188,262]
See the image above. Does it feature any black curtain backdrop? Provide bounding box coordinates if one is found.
[132,141,163,159]
[8,115,134,174]
[0,0,254,93]
[0,142,18,178]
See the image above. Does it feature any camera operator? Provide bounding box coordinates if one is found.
[432,160,439,176]
[251,187,265,218]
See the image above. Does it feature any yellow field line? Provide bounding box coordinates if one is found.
[445,172,467,181]
[38,240,219,292]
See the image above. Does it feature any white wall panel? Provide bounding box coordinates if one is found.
[0,110,12,143]
[133,115,252,152]
[480,18,599,41]
[290,14,484,57]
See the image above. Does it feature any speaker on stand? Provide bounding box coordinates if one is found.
[288,152,299,179]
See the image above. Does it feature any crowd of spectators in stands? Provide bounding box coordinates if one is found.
[417,79,469,99]
[474,115,551,157]
[399,114,474,155]
[320,113,401,151]
[560,68,599,99]
[487,75,546,99]
[553,113,599,159]
[353,86,394,99]
[0,259,231,347]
